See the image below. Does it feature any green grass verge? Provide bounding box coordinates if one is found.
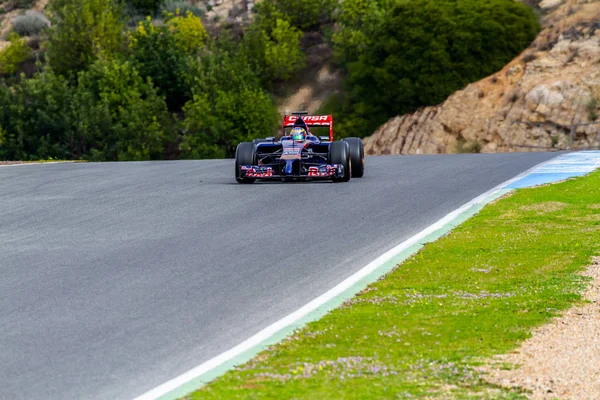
[190,171,600,399]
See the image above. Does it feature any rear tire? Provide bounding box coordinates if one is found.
[235,142,256,184]
[343,137,364,178]
[328,141,351,182]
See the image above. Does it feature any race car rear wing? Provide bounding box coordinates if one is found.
[283,112,334,141]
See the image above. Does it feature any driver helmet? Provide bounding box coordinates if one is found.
[291,127,307,141]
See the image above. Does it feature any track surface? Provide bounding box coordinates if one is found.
[0,153,558,399]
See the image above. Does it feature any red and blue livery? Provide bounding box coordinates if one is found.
[235,112,365,183]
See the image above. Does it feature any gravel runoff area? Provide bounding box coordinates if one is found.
[485,257,600,399]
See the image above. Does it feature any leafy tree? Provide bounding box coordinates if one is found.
[180,39,279,158]
[160,0,205,17]
[46,0,125,76]
[0,33,32,75]
[73,59,174,161]
[255,0,336,31]
[0,69,76,160]
[0,60,174,161]
[240,14,306,86]
[332,0,392,65]
[128,13,207,110]
[263,19,305,81]
[187,36,263,95]
[331,0,540,138]
[0,123,5,149]
[129,0,165,15]
[166,10,208,54]
[182,88,278,159]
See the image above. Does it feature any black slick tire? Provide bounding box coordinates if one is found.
[235,142,256,184]
[328,141,351,182]
[343,137,364,178]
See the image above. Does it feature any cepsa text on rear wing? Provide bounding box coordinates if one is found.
[282,114,334,141]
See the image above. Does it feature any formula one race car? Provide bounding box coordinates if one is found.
[235,112,364,183]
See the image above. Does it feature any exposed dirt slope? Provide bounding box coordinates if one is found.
[364,0,600,155]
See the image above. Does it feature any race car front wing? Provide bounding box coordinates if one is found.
[240,164,344,179]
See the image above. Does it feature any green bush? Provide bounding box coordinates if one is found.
[241,17,305,84]
[263,19,305,81]
[182,88,278,159]
[160,0,204,17]
[166,10,208,53]
[129,0,164,15]
[74,59,174,161]
[180,39,279,158]
[332,0,540,137]
[255,0,336,31]
[15,0,37,8]
[0,60,175,161]
[0,32,32,75]
[332,0,390,65]
[240,9,306,87]
[12,11,50,36]
[128,16,199,110]
[0,69,75,160]
[0,123,6,148]
[46,0,125,76]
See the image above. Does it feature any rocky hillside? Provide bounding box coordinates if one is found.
[364,0,600,155]
[0,0,253,51]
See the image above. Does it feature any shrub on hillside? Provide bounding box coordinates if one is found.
[255,0,336,31]
[74,59,174,161]
[15,0,37,9]
[263,19,305,81]
[332,0,389,65]
[166,10,208,53]
[0,123,6,148]
[160,0,204,17]
[129,0,164,15]
[182,88,278,159]
[180,39,279,158]
[0,60,175,161]
[128,15,203,110]
[331,0,540,138]
[0,32,32,75]
[12,11,50,36]
[241,17,305,84]
[46,0,125,76]
[0,69,75,160]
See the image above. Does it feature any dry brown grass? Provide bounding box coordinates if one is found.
[520,201,568,213]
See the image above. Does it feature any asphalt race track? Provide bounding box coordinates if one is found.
[0,153,559,400]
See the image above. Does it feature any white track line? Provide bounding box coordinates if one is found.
[133,154,563,400]
[0,161,76,168]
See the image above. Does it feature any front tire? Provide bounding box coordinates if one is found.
[343,137,364,178]
[235,142,256,184]
[328,141,351,182]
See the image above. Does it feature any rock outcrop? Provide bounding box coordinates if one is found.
[364,0,600,155]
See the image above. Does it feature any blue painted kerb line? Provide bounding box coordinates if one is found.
[507,151,600,188]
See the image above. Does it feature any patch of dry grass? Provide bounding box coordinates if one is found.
[520,201,568,213]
